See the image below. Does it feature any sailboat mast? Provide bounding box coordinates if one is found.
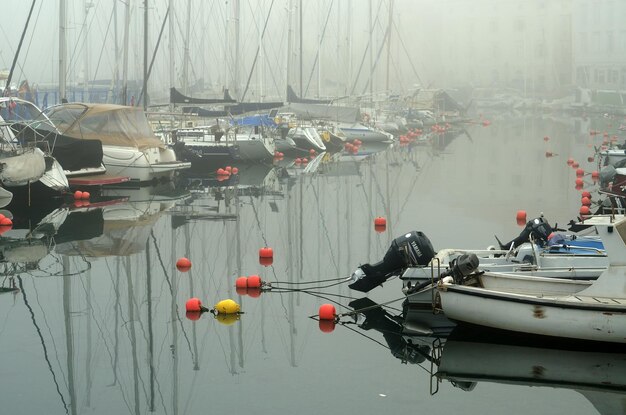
[233,0,241,99]
[59,0,67,102]
[299,0,303,97]
[285,0,293,98]
[183,0,191,94]
[121,0,130,104]
[169,0,175,111]
[368,0,373,107]
[385,0,393,94]
[143,0,148,110]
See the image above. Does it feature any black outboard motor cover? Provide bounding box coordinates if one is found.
[497,217,552,249]
[349,231,435,292]
[442,253,480,284]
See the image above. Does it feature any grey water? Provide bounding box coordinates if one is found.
[1,113,623,415]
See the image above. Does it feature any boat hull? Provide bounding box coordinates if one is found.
[438,284,626,343]
[102,145,190,182]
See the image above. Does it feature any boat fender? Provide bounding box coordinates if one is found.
[214,299,241,314]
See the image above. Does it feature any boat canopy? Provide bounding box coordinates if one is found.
[232,115,276,127]
[45,103,165,150]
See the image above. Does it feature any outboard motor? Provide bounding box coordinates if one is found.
[600,165,617,185]
[496,216,552,249]
[441,253,480,284]
[349,231,435,292]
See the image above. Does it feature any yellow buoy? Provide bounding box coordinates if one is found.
[214,313,240,325]
[214,299,241,314]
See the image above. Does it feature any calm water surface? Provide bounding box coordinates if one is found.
[1,113,623,415]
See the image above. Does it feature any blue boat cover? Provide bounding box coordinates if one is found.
[232,115,276,127]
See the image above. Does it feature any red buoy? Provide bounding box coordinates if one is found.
[309,149,316,156]
[581,196,591,206]
[302,158,309,164]
[591,170,599,178]
[247,275,262,288]
[225,166,232,173]
[318,303,336,320]
[259,247,273,258]
[0,217,12,226]
[235,276,248,288]
[176,257,192,272]
[516,210,527,223]
[576,168,584,177]
[295,158,302,164]
[575,177,584,186]
[0,214,5,221]
[82,191,90,199]
[74,190,84,200]
[374,216,387,226]
[236,286,248,296]
[319,319,336,333]
[579,206,591,216]
[566,158,574,165]
[582,191,591,199]
[572,162,580,168]
[185,297,203,312]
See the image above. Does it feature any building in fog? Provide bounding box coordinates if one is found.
[428,0,573,96]
[572,0,626,90]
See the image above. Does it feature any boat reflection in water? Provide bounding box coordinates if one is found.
[435,326,626,414]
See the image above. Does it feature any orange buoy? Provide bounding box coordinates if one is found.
[581,196,591,206]
[591,170,599,178]
[374,216,387,226]
[232,167,239,174]
[374,224,386,233]
[186,311,202,321]
[81,191,90,199]
[176,257,192,272]
[582,191,591,198]
[295,158,302,164]
[579,206,591,216]
[185,297,203,312]
[572,162,580,168]
[259,247,273,258]
[235,276,248,288]
[225,166,232,173]
[576,168,584,177]
[318,303,336,320]
[319,319,336,333]
[566,158,574,165]
[0,217,13,226]
[309,149,316,156]
[575,177,584,186]
[74,190,84,200]
[247,275,262,288]
[216,168,226,175]
[302,158,309,164]
[516,210,527,224]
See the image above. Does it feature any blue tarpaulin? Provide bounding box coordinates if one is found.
[231,115,276,127]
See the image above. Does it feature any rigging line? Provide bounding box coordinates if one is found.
[269,278,349,290]
[392,18,423,87]
[348,0,384,97]
[150,230,196,365]
[138,5,170,106]
[309,178,340,272]
[15,0,45,85]
[90,5,116,88]
[240,0,276,102]
[3,0,36,94]
[17,276,70,415]
[303,0,335,97]
[360,10,392,97]
[267,275,348,284]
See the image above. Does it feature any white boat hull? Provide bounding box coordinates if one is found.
[235,137,275,161]
[438,283,626,343]
[102,145,190,182]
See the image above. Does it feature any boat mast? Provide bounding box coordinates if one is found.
[299,0,303,97]
[385,0,393,94]
[142,0,148,110]
[368,0,373,110]
[83,0,92,101]
[121,0,130,104]
[59,0,67,102]
[285,0,293,99]
[183,0,191,95]
[169,0,175,112]
[233,0,241,99]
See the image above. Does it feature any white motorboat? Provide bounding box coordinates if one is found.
[44,103,190,183]
[337,122,394,143]
[436,214,626,344]
[229,115,277,161]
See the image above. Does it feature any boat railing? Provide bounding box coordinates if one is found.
[431,257,441,313]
